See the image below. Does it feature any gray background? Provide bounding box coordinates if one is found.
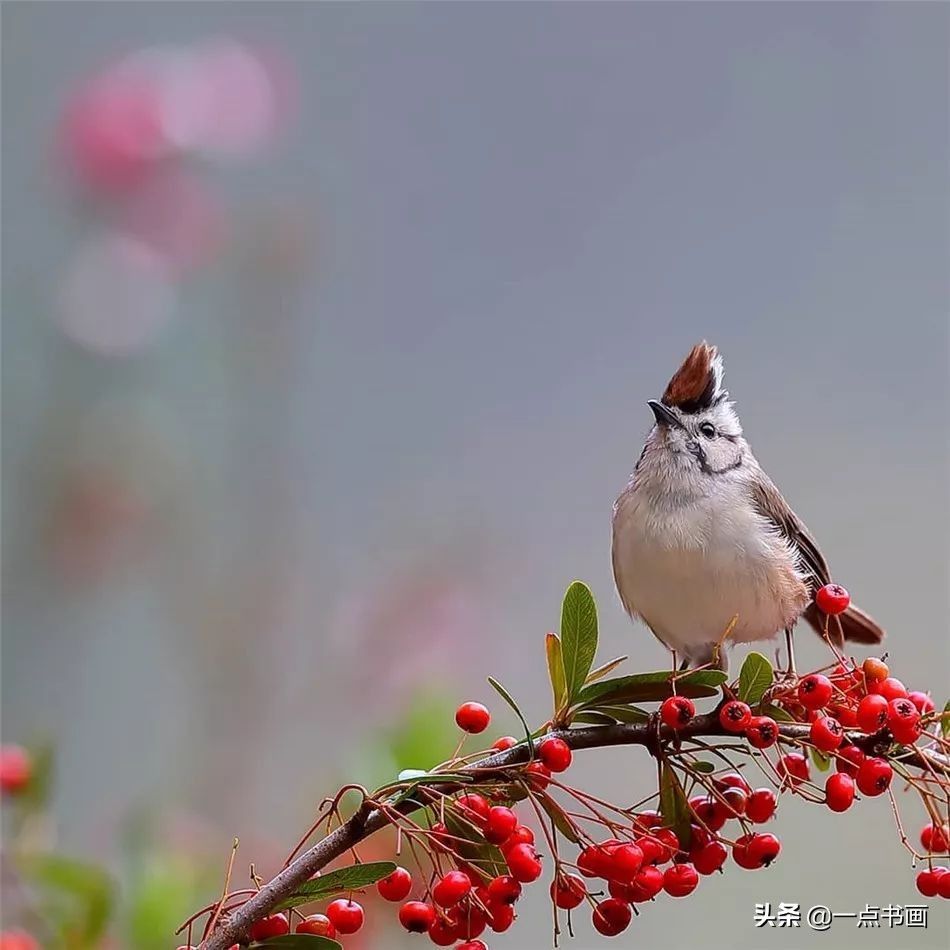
[3,2,948,947]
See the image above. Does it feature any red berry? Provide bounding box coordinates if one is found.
[456,702,491,734]
[798,674,833,710]
[690,795,727,832]
[631,809,663,833]
[715,773,752,794]
[538,736,572,772]
[426,914,458,944]
[606,842,644,882]
[551,872,587,909]
[630,865,666,901]
[778,753,811,789]
[731,834,760,870]
[326,899,364,935]
[429,821,453,850]
[916,867,946,897]
[908,691,936,715]
[377,866,413,902]
[487,873,522,905]
[862,657,889,684]
[506,842,542,883]
[855,757,892,797]
[810,715,844,752]
[577,843,611,878]
[499,825,534,855]
[692,840,728,875]
[456,793,491,827]
[433,870,472,907]
[687,823,710,852]
[825,773,855,812]
[921,822,950,854]
[886,697,920,732]
[745,716,778,749]
[592,898,632,936]
[484,806,518,844]
[747,833,781,867]
[525,760,552,790]
[399,901,436,933]
[448,902,487,939]
[719,700,752,732]
[486,900,514,932]
[457,943,489,950]
[872,677,907,701]
[660,696,695,729]
[891,721,922,745]
[939,870,950,900]
[248,914,290,940]
[296,914,336,937]
[815,583,850,615]
[492,735,517,751]
[632,835,664,866]
[653,828,680,862]
[856,694,889,733]
[663,862,699,897]
[831,703,858,728]
[0,746,32,795]
[835,744,866,777]
[887,696,920,745]
[745,788,777,824]
[720,787,748,819]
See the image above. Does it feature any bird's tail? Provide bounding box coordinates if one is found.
[804,602,885,648]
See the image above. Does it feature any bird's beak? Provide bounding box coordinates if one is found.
[648,399,681,429]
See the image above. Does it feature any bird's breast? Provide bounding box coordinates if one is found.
[612,485,807,653]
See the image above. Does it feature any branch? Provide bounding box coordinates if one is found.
[199,714,948,949]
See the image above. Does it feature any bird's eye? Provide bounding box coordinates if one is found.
[699,422,717,439]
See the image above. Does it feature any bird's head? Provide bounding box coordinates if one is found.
[644,342,745,477]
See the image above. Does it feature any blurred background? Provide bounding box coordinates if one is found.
[2,2,948,948]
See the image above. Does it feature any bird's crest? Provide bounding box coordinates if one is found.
[661,342,725,413]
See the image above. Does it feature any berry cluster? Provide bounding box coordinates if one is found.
[182,581,949,950]
[558,774,783,938]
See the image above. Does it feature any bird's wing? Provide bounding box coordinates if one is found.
[749,474,830,594]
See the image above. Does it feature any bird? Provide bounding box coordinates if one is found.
[611,341,884,672]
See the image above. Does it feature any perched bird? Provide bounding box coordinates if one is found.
[611,342,883,671]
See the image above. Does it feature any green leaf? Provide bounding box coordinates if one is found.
[576,669,727,707]
[251,938,342,949]
[941,701,950,738]
[584,656,628,685]
[691,760,716,774]
[388,771,476,809]
[758,702,796,723]
[274,862,396,911]
[573,711,619,726]
[737,652,773,705]
[595,704,650,724]
[659,763,691,848]
[537,794,581,844]
[545,633,568,714]
[560,581,598,701]
[810,747,832,772]
[25,854,114,942]
[487,677,534,755]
